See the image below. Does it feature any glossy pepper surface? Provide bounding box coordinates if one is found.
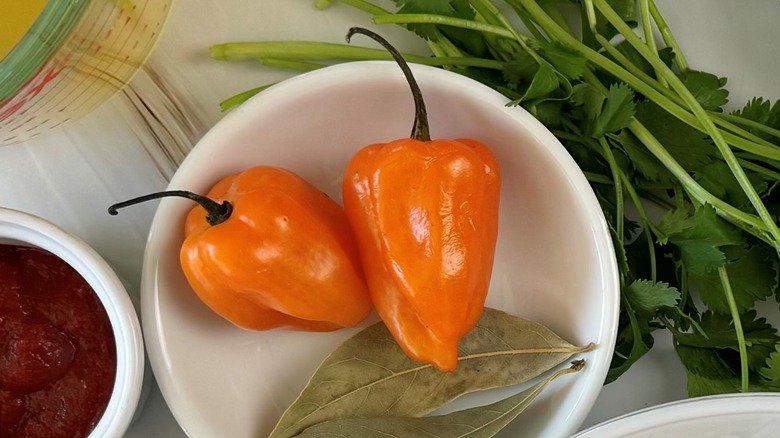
[342,28,501,372]
[110,166,373,332]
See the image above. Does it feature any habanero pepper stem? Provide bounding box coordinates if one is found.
[107,190,233,226]
[346,27,430,142]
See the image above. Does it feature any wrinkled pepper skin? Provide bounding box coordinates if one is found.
[181,166,372,332]
[342,138,500,371]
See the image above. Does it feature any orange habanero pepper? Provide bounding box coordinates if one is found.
[342,28,501,371]
[109,166,372,332]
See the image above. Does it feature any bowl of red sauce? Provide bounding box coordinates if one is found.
[0,207,144,437]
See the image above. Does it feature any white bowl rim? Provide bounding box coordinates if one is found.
[0,207,144,438]
[573,392,780,437]
[142,60,619,437]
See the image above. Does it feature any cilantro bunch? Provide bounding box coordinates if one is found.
[210,0,780,395]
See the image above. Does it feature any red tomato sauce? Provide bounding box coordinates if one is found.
[0,244,116,438]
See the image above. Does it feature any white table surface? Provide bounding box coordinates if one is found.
[2,1,778,436]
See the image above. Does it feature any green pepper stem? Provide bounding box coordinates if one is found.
[346,27,431,141]
[108,190,233,226]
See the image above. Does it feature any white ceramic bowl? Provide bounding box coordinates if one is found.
[574,393,780,437]
[0,207,145,438]
[142,61,619,438]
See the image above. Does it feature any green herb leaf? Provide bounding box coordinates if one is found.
[634,101,714,171]
[625,279,680,316]
[570,83,604,124]
[691,245,777,315]
[675,344,742,396]
[679,71,729,112]
[612,128,671,183]
[759,345,780,388]
[731,97,780,142]
[502,51,540,92]
[656,207,693,245]
[515,61,560,103]
[695,161,769,212]
[293,361,586,438]
[269,308,591,438]
[657,204,742,275]
[540,41,588,80]
[591,83,635,137]
[675,310,778,364]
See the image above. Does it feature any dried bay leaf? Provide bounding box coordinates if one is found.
[294,360,587,438]
[269,307,594,438]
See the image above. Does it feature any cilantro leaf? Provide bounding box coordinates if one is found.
[656,207,694,245]
[657,204,742,275]
[450,0,474,18]
[532,100,564,128]
[677,311,779,371]
[695,161,770,212]
[691,244,777,315]
[760,345,780,388]
[569,82,635,137]
[625,279,680,316]
[740,312,779,371]
[613,130,673,183]
[675,344,741,396]
[634,101,714,172]
[591,83,635,137]
[606,311,653,384]
[570,83,604,123]
[731,97,780,142]
[502,51,539,92]
[609,223,630,284]
[613,40,655,78]
[511,60,560,104]
[658,47,675,68]
[679,71,729,112]
[540,41,587,80]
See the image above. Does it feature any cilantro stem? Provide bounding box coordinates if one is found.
[261,58,324,71]
[648,0,689,72]
[608,293,647,382]
[718,266,749,392]
[619,171,659,282]
[219,85,272,112]
[639,0,667,89]
[316,0,390,15]
[373,14,515,39]
[739,159,780,182]
[210,41,389,61]
[591,0,780,251]
[209,42,504,70]
[716,112,780,141]
[582,0,598,32]
[599,137,625,242]
[583,171,614,185]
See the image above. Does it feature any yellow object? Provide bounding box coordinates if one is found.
[0,0,173,145]
[0,0,48,60]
